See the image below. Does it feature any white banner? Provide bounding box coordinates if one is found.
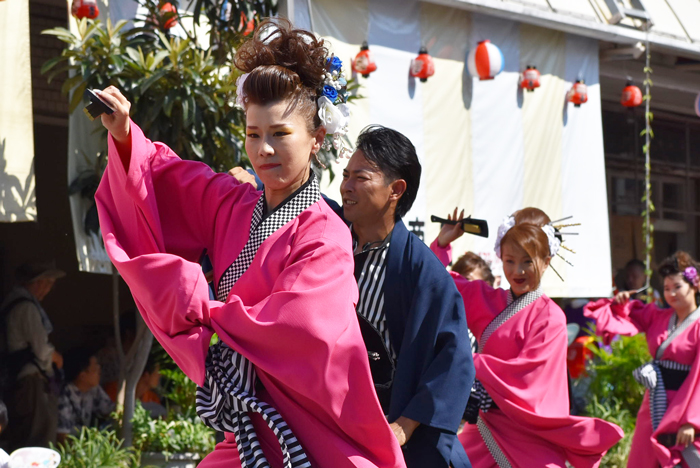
[0,0,37,222]
[311,0,612,297]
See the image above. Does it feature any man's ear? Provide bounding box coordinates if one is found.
[389,179,407,202]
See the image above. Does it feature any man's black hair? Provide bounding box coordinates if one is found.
[63,347,97,383]
[625,259,645,271]
[355,125,422,220]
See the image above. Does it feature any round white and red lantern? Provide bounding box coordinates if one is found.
[410,46,435,82]
[467,40,504,81]
[352,42,378,78]
[621,81,642,108]
[567,80,588,107]
[71,0,99,19]
[520,66,540,92]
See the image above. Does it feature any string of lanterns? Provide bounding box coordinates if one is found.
[71,0,178,31]
[352,39,646,109]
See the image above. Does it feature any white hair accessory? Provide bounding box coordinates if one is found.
[235,73,249,109]
[494,215,561,259]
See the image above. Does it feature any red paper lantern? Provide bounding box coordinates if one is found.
[352,42,377,78]
[410,46,435,83]
[71,0,99,19]
[239,12,255,36]
[160,2,178,29]
[520,66,540,92]
[567,80,588,107]
[621,81,643,108]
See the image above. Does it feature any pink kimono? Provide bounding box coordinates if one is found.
[431,241,623,468]
[95,122,406,468]
[585,298,700,468]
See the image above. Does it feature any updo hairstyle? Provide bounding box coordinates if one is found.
[500,208,552,285]
[234,18,328,133]
[658,251,699,284]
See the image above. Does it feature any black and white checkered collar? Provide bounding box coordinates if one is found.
[216,171,321,302]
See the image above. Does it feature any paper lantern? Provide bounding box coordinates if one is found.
[520,66,540,92]
[467,40,504,81]
[71,0,99,19]
[352,42,377,78]
[159,3,178,29]
[621,81,642,108]
[410,46,435,82]
[567,80,588,107]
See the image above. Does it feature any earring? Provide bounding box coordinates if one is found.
[313,151,326,169]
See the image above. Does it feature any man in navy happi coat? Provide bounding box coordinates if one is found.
[338,125,474,468]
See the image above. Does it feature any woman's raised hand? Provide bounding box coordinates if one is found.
[437,207,465,248]
[97,86,131,144]
[613,291,632,305]
[676,424,695,448]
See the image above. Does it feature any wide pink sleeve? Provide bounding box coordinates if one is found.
[583,298,657,345]
[429,237,452,267]
[477,301,624,460]
[95,121,249,383]
[657,325,700,440]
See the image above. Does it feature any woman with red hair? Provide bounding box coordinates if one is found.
[432,207,623,468]
[585,251,700,468]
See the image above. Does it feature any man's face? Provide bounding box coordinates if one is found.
[340,150,396,226]
[28,278,56,301]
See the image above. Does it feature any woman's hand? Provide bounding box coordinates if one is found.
[613,291,631,305]
[677,424,695,448]
[437,207,465,248]
[228,167,257,186]
[97,86,131,144]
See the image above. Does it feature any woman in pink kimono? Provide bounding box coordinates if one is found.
[585,251,700,468]
[94,19,405,468]
[431,208,623,468]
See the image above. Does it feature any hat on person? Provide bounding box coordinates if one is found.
[15,260,66,284]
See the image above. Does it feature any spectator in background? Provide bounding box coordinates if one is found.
[57,348,114,443]
[104,356,166,418]
[97,312,136,386]
[0,261,64,451]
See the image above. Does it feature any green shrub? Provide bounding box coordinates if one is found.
[582,330,650,466]
[131,403,215,459]
[52,427,139,468]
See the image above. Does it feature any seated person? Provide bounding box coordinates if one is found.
[104,357,166,418]
[57,348,115,442]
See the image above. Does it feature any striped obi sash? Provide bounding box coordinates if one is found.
[633,306,700,432]
[195,174,321,468]
[476,288,543,468]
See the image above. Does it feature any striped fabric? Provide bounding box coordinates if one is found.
[633,307,700,432]
[196,174,321,468]
[354,237,394,359]
[475,288,543,467]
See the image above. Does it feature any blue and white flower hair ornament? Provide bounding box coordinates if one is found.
[318,54,353,159]
[494,214,579,281]
[234,54,354,162]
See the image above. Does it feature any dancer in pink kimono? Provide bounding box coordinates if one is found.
[431,208,623,468]
[585,251,700,468]
[94,19,405,468]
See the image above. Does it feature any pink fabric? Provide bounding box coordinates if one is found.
[450,275,623,468]
[95,122,406,468]
[429,238,452,267]
[585,299,700,468]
